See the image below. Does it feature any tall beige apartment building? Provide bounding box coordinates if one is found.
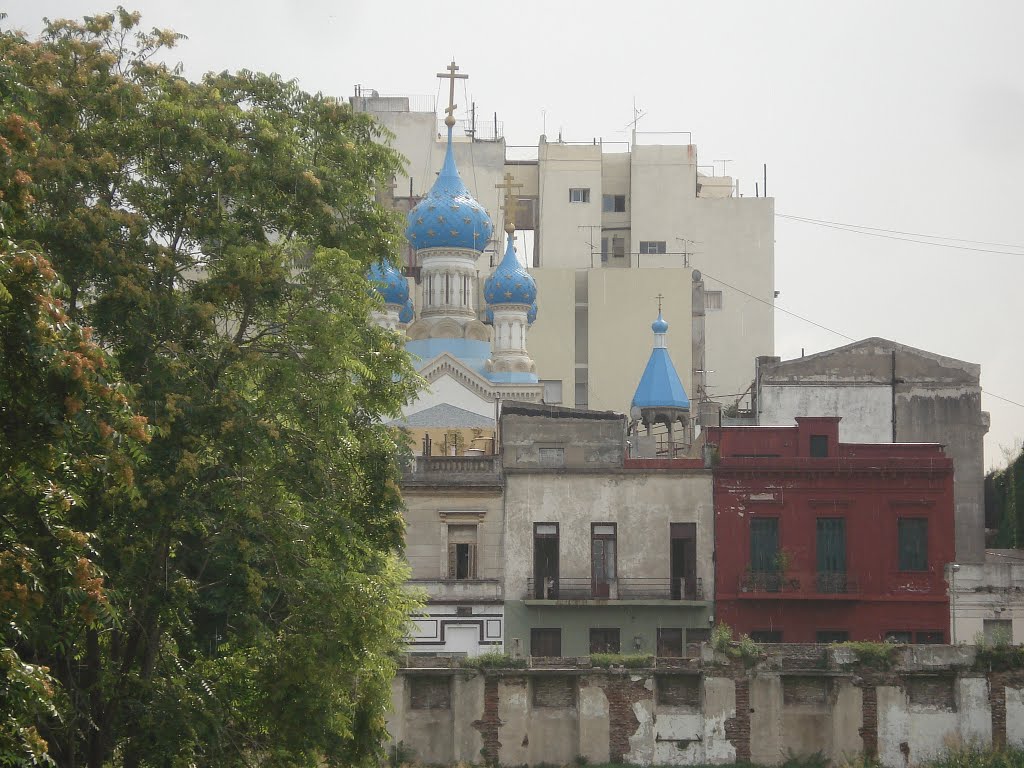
[354,88,775,417]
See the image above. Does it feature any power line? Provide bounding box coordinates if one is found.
[698,269,857,342]
[698,269,1024,412]
[777,214,1024,256]
[778,213,1024,250]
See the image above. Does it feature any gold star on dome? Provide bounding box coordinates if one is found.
[449,229,458,237]
[463,217,471,225]
[410,233,417,240]
[450,204,459,211]
[428,204,436,211]
[504,290,512,299]
[417,216,424,225]
[427,228,436,237]
[437,215,445,223]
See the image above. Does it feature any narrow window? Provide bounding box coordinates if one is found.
[533,523,559,599]
[447,524,477,579]
[600,237,609,262]
[897,518,928,571]
[591,523,617,598]
[612,236,626,258]
[657,628,684,657]
[569,187,591,203]
[589,628,620,653]
[750,517,780,574]
[809,434,829,457]
[530,627,561,657]
[816,518,847,593]
[670,523,697,600]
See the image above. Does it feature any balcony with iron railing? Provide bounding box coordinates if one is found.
[737,570,862,599]
[524,576,705,603]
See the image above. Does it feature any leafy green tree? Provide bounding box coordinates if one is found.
[2,9,419,766]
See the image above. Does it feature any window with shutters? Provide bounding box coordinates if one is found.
[750,517,780,573]
[447,524,477,579]
[897,518,928,571]
[816,518,847,593]
[531,628,561,657]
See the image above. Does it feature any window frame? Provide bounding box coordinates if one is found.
[530,627,562,657]
[602,193,626,212]
[568,187,591,204]
[589,627,621,654]
[639,240,667,254]
[897,517,929,572]
[446,524,477,580]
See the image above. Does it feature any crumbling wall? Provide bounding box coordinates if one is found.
[386,648,1024,767]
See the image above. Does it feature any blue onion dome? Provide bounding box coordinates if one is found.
[484,233,537,306]
[527,301,537,325]
[399,297,415,325]
[405,128,493,253]
[483,307,494,325]
[368,259,409,306]
[652,311,669,334]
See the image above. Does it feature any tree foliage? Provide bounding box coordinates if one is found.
[1,8,418,766]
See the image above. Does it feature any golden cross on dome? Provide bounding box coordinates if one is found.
[495,172,524,234]
[656,293,664,313]
[437,60,468,128]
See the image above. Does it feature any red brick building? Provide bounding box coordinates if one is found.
[707,417,954,643]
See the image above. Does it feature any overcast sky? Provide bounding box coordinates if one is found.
[7,0,1024,467]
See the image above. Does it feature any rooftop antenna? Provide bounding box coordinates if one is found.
[625,97,647,146]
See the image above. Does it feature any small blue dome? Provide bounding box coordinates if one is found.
[484,233,537,306]
[632,311,689,411]
[368,259,409,306]
[527,301,537,325]
[405,129,493,253]
[399,297,414,325]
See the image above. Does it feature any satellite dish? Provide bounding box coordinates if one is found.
[692,269,702,282]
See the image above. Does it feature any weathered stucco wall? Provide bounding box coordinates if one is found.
[755,338,989,564]
[386,647,1024,767]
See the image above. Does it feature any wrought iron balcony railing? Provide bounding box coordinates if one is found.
[738,570,860,596]
[525,576,704,601]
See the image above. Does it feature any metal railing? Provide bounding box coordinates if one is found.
[525,576,703,601]
[738,570,861,595]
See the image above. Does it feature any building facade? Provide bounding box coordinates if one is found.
[353,84,774,417]
[708,417,955,643]
[949,551,1024,645]
[754,337,989,564]
[501,401,714,658]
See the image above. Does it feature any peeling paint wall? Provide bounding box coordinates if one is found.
[388,650,1024,767]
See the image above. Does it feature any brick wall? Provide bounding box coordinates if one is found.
[604,673,650,762]
[472,674,501,765]
[725,677,751,762]
[656,674,701,707]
